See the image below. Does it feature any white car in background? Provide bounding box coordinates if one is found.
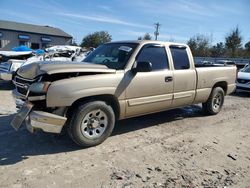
[237,64,250,92]
[0,46,88,81]
[215,60,236,66]
[0,51,34,80]
[0,56,45,81]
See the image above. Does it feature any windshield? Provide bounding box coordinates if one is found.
[83,43,138,70]
[242,65,250,73]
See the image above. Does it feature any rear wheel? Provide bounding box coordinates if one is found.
[68,101,115,147]
[202,87,225,115]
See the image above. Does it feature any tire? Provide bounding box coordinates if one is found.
[68,101,115,147]
[202,87,225,115]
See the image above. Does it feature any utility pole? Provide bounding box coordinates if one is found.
[154,22,161,40]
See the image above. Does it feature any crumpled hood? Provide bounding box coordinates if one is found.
[17,61,116,79]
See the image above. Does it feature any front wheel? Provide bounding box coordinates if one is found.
[202,87,225,115]
[68,101,115,147]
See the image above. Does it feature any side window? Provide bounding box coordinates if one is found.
[170,46,190,70]
[136,45,169,71]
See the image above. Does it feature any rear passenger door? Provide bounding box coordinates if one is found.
[170,45,196,107]
[125,44,174,117]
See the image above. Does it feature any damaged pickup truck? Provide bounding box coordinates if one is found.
[11,40,236,147]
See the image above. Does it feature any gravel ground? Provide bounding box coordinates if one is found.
[0,80,250,188]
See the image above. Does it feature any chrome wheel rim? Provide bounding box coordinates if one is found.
[80,109,108,139]
[212,93,222,110]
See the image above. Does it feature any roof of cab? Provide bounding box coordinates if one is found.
[107,40,188,47]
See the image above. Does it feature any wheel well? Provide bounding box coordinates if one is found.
[66,94,120,120]
[213,81,228,94]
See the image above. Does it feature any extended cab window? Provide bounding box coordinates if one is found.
[170,46,190,70]
[136,44,169,71]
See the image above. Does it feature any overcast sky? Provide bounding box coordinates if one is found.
[1,0,249,45]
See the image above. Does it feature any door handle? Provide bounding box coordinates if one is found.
[165,76,173,82]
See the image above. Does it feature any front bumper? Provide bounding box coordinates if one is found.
[236,83,250,92]
[11,102,67,134]
[0,70,12,81]
[25,111,67,133]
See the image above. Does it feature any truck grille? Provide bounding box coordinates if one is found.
[13,75,40,97]
[237,78,250,84]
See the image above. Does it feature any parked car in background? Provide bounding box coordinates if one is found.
[45,45,83,61]
[0,51,34,80]
[242,63,249,69]
[215,60,236,66]
[200,60,214,65]
[237,64,250,92]
[0,46,88,81]
[0,50,33,63]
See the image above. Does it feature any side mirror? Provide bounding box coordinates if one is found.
[132,61,152,73]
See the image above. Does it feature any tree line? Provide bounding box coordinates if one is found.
[78,31,152,48]
[187,27,250,58]
[77,26,250,58]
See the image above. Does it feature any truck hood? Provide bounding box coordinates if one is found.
[238,71,250,80]
[17,61,116,79]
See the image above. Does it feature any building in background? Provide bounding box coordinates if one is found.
[0,20,72,50]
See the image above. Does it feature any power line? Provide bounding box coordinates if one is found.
[154,22,161,40]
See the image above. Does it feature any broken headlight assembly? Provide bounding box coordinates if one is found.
[29,82,51,94]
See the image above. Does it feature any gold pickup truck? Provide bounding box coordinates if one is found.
[11,40,236,147]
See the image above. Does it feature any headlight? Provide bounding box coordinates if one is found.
[10,63,16,72]
[29,82,51,94]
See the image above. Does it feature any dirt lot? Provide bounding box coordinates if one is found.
[0,80,250,188]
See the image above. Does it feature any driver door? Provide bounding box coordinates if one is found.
[125,44,174,117]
